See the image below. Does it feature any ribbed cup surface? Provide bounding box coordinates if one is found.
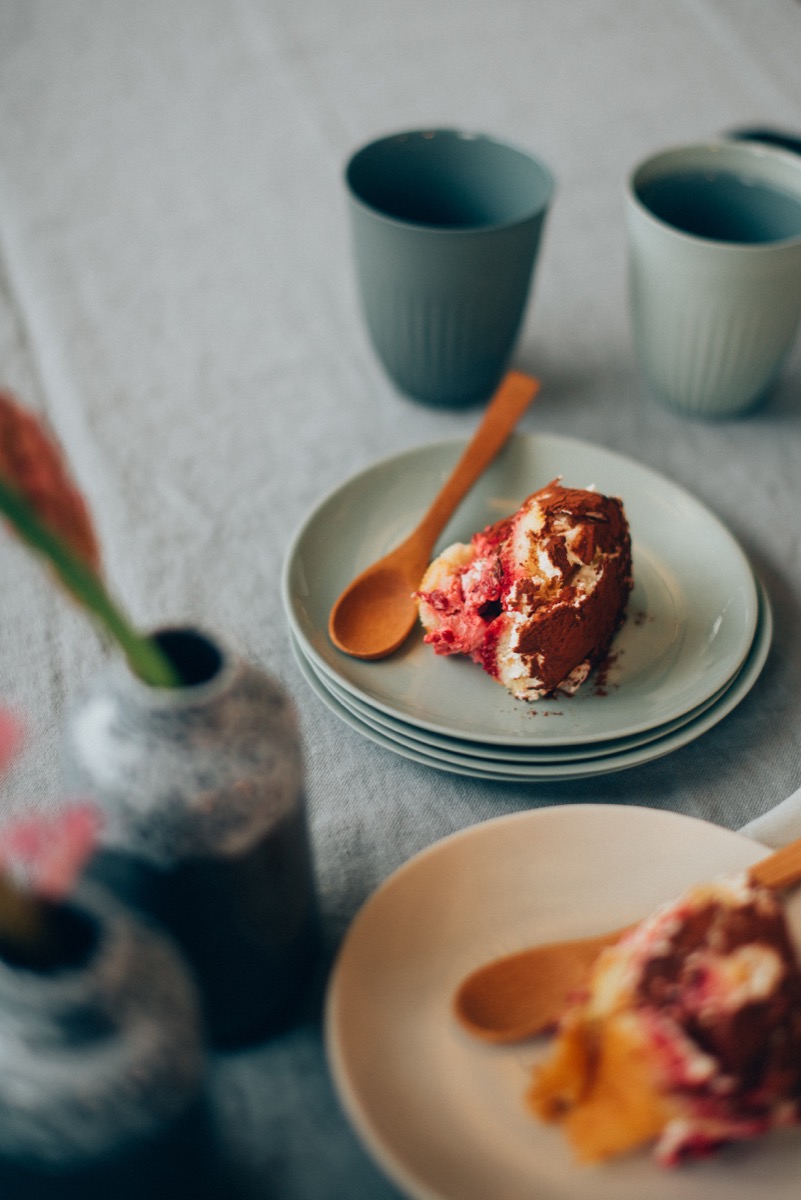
[626,140,801,418]
[365,286,524,407]
[630,268,801,417]
[346,129,554,406]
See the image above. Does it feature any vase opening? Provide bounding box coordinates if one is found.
[0,900,99,974]
[153,629,223,688]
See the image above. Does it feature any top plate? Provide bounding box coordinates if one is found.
[283,433,758,746]
[325,804,801,1200]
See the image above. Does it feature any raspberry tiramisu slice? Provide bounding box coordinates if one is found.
[416,480,632,700]
[529,875,801,1165]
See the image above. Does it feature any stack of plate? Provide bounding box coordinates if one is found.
[282,433,771,782]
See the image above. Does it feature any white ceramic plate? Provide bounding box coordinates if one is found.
[304,582,769,764]
[290,581,770,781]
[326,805,801,1200]
[283,434,758,746]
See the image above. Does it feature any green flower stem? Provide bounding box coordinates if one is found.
[0,479,180,689]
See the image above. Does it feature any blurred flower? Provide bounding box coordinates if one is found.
[0,387,100,571]
[0,711,102,957]
[0,803,101,902]
[0,389,179,688]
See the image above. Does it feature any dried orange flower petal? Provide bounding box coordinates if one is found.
[0,388,100,572]
[0,709,21,774]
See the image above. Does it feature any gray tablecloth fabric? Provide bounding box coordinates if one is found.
[1,2,801,1195]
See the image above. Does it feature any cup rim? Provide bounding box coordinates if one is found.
[626,138,801,251]
[344,127,555,234]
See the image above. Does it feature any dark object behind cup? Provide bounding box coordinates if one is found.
[727,126,801,158]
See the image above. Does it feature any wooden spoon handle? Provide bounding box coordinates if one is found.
[749,836,801,890]
[415,372,540,546]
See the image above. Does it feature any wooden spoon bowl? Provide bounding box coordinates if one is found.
[453,833,801,1044]
[327,371,540,660]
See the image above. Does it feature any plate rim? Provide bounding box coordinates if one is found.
[302,581,768,763]
[290,580,771,782]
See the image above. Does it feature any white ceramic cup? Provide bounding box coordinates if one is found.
[626,140,801,418]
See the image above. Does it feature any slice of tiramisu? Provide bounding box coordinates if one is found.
[416,480,632,700]
[529,875,801,1165]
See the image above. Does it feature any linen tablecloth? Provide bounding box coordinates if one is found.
[1,2,801,1195]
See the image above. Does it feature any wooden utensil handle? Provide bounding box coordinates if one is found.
[750,836,801,891]
[416,372,540,545]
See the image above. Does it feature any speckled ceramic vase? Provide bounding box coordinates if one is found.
[64,627,320,1048]
[0,883,212,1199]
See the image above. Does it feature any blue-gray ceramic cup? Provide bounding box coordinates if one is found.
[627,140,801,418]
[345,129,555,407]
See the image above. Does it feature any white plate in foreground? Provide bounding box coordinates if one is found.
[326,805,801,1199]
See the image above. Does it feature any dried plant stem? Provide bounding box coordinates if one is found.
[0,478,179,689]
[0,871,44,954]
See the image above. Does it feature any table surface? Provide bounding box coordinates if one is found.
[1,1,801,1195]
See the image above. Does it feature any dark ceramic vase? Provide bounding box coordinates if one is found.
[0,884,212,1199]
[64,627,320,1047]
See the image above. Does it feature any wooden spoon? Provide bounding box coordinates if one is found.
[453,833,801,1044]
[327,371,540,660]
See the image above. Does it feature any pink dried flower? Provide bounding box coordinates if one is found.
[0,804,102,901]
[0,717,101,956]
